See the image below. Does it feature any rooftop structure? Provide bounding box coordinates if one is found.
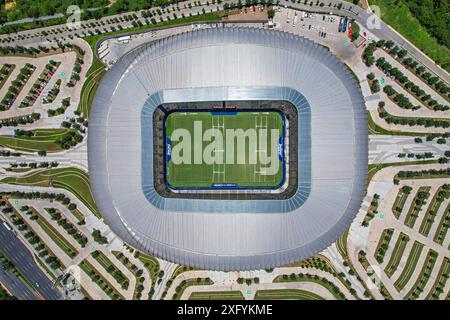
[88,27,367,271]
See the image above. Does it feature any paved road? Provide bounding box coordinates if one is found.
[0,222,62,300]
[0,261,37,300]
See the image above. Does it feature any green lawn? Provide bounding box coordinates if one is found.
[254,289,324,300]
[77,54,105,119]
[335,228,349,258]
[189,291,245,300]
[165,111,284,188]
[0,128,75,153]
[169,265,198,283]
[369,0,450,72]
[393,241,424,291]
[1,167,100,218]
[31,128,71,139]
[385,232,410,278]
[0,136,60,153]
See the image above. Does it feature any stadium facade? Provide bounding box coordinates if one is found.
[88,27,367,270]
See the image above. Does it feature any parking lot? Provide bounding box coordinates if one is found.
[0,52,76,118]
[273,7,351,47]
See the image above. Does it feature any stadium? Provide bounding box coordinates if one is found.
[88,27,368,270]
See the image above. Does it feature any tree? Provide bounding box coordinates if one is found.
[397,49,407,59]
[350,21,360,41]
[0,11,7,25]
[384,40,394,49]
[370,81,380,93]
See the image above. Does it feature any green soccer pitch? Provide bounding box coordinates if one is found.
[164,110,285,189]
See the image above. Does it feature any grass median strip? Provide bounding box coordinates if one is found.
[367,160,438,184]
[32,208,78,259]
[404,249,438,300]
[393,241,424,291]
[392,186,412,219]
[77,57,105,119]
[79,259,124,300]
[367,111,428,136]
[374,228,394,264]
[385,232,410,278]
[188,291,245,300]
[426,257,450,300]
[136,252,160,293]
[172,278,213,300]
[273,273,346,300]
[404,186,431,228]
[27,128,72,140]
[92,250,129,290]
[433,202,450,245]
[419,185,449,236]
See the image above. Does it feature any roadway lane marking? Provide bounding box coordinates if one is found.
[34,290,45,300]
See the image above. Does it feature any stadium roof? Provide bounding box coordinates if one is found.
[88,27,367,270]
